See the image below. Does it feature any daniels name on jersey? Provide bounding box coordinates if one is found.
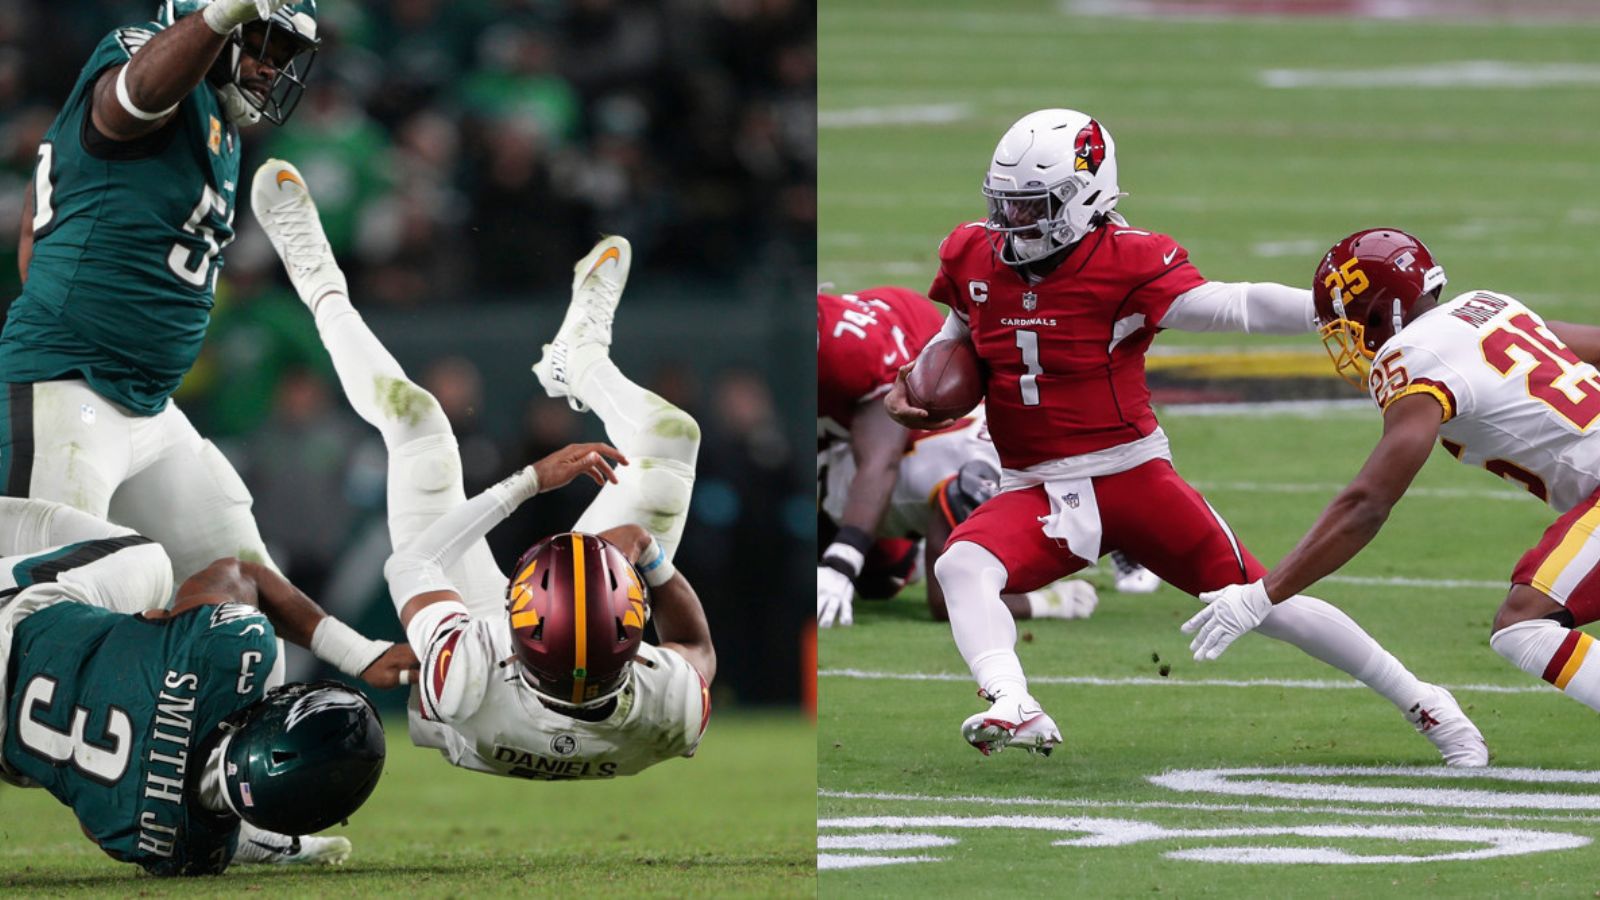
[1367,290,1600,513]
[929,221,1206,469]
[404,601,710,781]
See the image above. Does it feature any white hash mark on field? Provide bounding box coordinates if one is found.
[818,103,971,129]
[1262,61,1600,90]
[817,789,1600,826]
[818,668,1552,695]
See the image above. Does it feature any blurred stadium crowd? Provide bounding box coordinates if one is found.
[0,0,815,706]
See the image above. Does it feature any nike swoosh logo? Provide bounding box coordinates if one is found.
[276,169,303,188]
[883,351,899,365]
[1163,248,1178,265]
[588,246,622,276]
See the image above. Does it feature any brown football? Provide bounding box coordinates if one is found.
[906,339,984,421]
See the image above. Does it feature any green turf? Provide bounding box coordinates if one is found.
[0,713,816,897]
[818,408,1600,894]
[819,0,1600,345]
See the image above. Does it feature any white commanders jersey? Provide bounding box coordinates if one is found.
[404,601,710,780]
[818,407,994,539]
[1368,290,1600,513]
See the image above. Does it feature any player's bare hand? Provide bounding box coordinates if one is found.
[597,523,651,563]
[535,442,629,492]
[361,643,420,690]
[884,364,957,430]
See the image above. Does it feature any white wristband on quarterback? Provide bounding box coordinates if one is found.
[637,535,676,587]
[310,616,392,678]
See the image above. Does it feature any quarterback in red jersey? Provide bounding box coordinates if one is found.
[818,288,1112,628]
[886,109,1485,765]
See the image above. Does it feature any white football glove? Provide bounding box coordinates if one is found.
[1182,579,1274,661]
[202,0,293,35]
[817,566,855,629]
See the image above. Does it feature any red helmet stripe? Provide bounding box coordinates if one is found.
[570,533,588,705]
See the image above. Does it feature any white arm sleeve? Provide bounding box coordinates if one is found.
[927,311,971,347]
[383,467,538,614]
[1158,281,1316,335]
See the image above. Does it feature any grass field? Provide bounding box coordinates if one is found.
[0,713,816,897]
[819,1,1600,893]
[819,407,1600,894]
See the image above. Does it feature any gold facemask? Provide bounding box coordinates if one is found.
[1318,317,1372,389]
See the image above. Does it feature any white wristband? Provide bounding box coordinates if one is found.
[489,466,541,508]
[115,65,177,121]
[637,535,676,588]
[310,616,392,678]
[201,0,263,35]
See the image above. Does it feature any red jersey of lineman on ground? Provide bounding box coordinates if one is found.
[929,221,1206,470]
[817,287,945,446]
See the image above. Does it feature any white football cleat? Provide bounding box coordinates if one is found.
[533,235,631,412]
[251,158,348,311]
[1024,579,1098,620]
[232,824,352,866]
[1109,551,1161,594]
[960,690,1061,757]
[1406,684,1489,767]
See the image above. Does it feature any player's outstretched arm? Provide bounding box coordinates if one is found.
[389,443,627,628]
[165,557,420,689]
[1158,282,1318,335]
[1184,393,1442,658]
[1259,392,1442,603]
[90,0,290,140]
[597,524,715,684]
[1547,321,1600,367]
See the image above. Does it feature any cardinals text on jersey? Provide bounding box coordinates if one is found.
[929,221,1205,469]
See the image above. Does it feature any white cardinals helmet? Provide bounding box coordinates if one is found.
[982,109,1121,265]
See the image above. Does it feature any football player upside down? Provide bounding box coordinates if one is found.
[253,159,714,781]
[885,109,1486,765]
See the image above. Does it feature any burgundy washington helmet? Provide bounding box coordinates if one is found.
[1312,227,1447,388]
[505,532,649,707]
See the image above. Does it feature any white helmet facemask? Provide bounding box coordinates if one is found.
[982,109,1122,266]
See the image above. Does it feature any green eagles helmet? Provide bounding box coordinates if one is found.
[157,0,319,125]
[215,681,384,835]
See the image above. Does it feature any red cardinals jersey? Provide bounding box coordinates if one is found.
[929,221,1206,469]
[817,287,945,445]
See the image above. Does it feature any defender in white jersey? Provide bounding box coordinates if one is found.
[252,160,714,780]
[1186,228,1600,722]
[819,406,1098,621]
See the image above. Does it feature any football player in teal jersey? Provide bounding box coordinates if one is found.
[0,497,415,874]
[1,1,329,648]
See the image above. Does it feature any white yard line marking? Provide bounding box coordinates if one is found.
[1192,478,1530,503]
[1158,398,1370,416]
[1152,766,1600,811]
[819,103,970,129]
[1262,61,1600,90]
[818,788,1600,825]
[819,668,1551,694]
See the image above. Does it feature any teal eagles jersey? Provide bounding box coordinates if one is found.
[3,602,277,876]
[0,22,240,415]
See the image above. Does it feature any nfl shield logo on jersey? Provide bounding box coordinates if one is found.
[1022,291,1037,311]
[1065,492,1080,509]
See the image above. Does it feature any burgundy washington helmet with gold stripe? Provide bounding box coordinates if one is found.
[505,532,650,708]
[1313,227,1448,388]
